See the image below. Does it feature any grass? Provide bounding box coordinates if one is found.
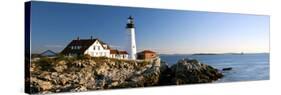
[34,57,55,72]
[32,54,150,73]
[138,61,150,67]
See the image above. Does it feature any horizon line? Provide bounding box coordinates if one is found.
[158,52,270,55]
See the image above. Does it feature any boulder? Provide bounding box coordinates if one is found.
[117,58,161,87]
[222,67,232,71]
[37,81,53,91]
[170,58,223,84]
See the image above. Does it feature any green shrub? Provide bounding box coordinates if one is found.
[84,54,92,60]
[37,57,54,71]
[139,61,150,67]
[54,54,67,61]
[74,54,93,60]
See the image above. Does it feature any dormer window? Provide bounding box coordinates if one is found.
[71,46,81,50]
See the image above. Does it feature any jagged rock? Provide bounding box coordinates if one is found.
[54,65,67,72]
[38,81,53,91]
[222,67,232,71]
[159,61,173,85]
[160,61,169,72]
[170,58,223,84]
[119,58,161,87]
[71,86,87,92]
[38,71,51,81]
[29,56,222,94]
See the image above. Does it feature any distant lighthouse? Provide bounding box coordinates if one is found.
[126,16,137,60]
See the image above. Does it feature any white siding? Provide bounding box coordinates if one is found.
[109,54,128,59]
[80,40,129,60]
[127,28,137,60]
[84,40,110,57]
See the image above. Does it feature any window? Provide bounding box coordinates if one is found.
[93,46,95,50]
[98,46,100,50]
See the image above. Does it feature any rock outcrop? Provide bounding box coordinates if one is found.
[28,56,222,94]
[158,58,223,85]
[170,58,223,84]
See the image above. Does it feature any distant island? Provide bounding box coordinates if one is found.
[159,52,269,56]
[192,53,245,55]
[193,52,269,55]
[192,53,221,55]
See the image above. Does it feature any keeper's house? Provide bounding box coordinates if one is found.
[61,37,128,59]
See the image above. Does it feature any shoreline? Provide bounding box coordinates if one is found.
[28,56,223,94]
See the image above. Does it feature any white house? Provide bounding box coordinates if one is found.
[61,16,138,60]
[110,49,129,59]
[61,37,128,59]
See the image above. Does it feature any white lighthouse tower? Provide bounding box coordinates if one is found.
[126,16,137,60]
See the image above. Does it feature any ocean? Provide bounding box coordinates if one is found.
[159,53,269,82]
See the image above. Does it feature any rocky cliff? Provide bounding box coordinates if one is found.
[160,58,223,85]
[28,56,222,94]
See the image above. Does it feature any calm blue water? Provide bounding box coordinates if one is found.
[160,53,269,82]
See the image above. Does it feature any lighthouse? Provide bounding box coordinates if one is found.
[126,16,137,60]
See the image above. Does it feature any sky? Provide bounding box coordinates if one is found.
[30,1,270,54]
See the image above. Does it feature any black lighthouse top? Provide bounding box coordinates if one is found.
[126,16,135,28]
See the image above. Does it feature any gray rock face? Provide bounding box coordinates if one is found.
[169,58,223,84]
[117,58,161,87]
[29,57,222,94]
[29,57,163,94]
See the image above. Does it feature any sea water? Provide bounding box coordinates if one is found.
[159,53,269,82]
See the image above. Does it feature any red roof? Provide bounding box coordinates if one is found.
[110,49,118,54]
[119,51,128,54]
[110,49,128,54]
[140,50,156,54]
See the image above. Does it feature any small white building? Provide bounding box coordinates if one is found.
[110,49,129,59]
[61,37,128,59]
